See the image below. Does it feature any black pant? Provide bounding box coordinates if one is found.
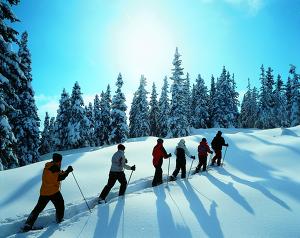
[99,171,127,200]
[25,191,64,227]
[152,158,164,186]
[196,156,207,172]
[172,159,186,178]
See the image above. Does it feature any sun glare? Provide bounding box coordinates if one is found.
[110,12,175,84]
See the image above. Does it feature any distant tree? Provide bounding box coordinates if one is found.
[157,76,170,137]
[109,73,128,144]
[289,65,300,126]
[68,82,89,148]
[191,74,209,128]
[273,74,288,127]
[255,66,276,129]
[149,83,160,136]
[168,47,190,137]
[239,79,253,128]
[55,89,71,150]
[184,72,192,124]
[48,116,56,151]
[208,75,217,128]
[129,75,149,138]
[100,85,112,145]
[214,67,237,128]
[39,112,51,155]
[93,93,102,146]
[286,76,293,126]
[85,102,95,146]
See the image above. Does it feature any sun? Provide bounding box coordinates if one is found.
[109,11,176,85]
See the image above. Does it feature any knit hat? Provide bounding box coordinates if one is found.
[157,138,164,144]
[201,138,207,142]
[53,153,62,162]
[118,144,125,151]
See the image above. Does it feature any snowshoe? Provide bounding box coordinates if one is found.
[20,225,43,233]
[169,176,177,182]
[98,198,106,204]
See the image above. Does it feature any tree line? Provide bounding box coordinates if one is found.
[1,1,299,170]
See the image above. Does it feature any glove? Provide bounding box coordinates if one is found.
[66,166,73,173]
[131,165,136,171]
[226,144,229,147]
[168,153,172,158]
[125,159,128,164]
[191,156,196,160]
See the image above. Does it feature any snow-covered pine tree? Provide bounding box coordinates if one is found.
[93,93,102,146]
[149,82,160,136]
[85,102,95,146]
[184,72,192,124]
[168,47,190,137]
[68,82,89,148]
[48,116,56,151]
[157,76,170,137]
[0,92,18,170]
[109,73,128,144]
[289,65,300,126]
[100,85,112,145]
[208,75,216,128]
[39,112,51,155]
[129,92,138,138]
[55,89,71,150]
[15,31,40,166]
[228,73,239,127]
[0,0,23,169]
[191,74,209,128]
[239,79,252,128]
[213,67,236,128]
[255,66,276,129]
[286,76,293,126]
[129,75,149,138]
[273,74,288,127]
[249,87,259,128]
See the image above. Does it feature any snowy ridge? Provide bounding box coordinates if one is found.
[1,127,300,237]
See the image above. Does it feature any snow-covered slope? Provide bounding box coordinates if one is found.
[1,127,300,238]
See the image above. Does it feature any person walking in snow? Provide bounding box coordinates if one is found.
[98,144,136,204]
[170,139,195,181]
[22,153,73,232]
[194,138,213,173]
[152,138,172,187]
[211,131,228,166]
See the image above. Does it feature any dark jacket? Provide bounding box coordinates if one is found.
[211,135,226,151]
[198,141,212,157]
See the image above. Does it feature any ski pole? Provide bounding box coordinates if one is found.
[167,157,171,186]
[124,170,134,196]
[222,146,228,166]
[187,158,195,179]
[207,153,213,169]
[127,170,134,185]
[71,172,91,213]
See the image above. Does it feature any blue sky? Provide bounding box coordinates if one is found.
[13,0,300,121]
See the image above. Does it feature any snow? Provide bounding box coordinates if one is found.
[1,127,300,237]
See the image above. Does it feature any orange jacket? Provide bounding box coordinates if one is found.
[40,162,69,196]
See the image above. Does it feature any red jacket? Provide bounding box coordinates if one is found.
[152,143,169,166]
[198,141,212,157]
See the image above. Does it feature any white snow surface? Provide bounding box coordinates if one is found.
[1,127,300,238]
